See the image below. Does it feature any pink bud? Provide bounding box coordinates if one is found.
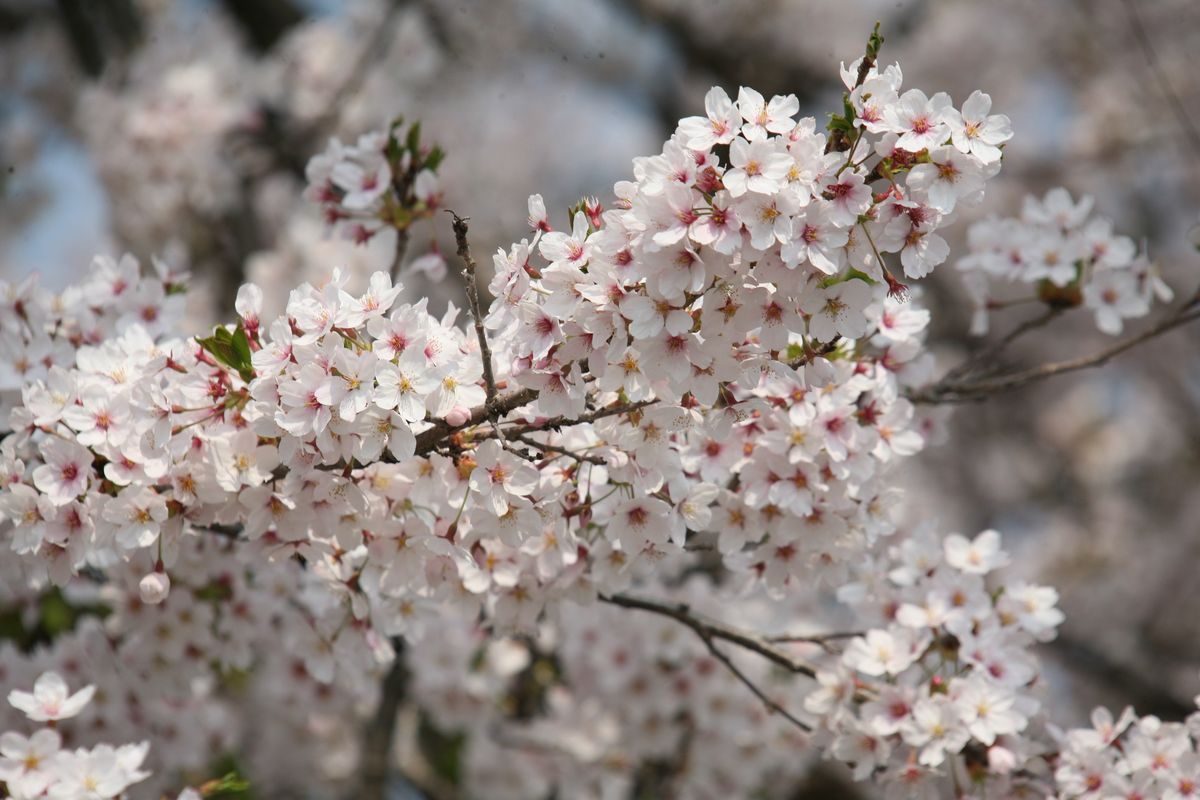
[139,571,171,605]
[445,406,470,427]
[987,745,1017,774]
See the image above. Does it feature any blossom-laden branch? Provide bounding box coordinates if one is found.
[5,21,1198,800]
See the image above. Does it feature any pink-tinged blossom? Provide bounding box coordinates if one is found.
[539,212,593,270]
[8,672,95,722]
[904,146,985,213]
[469,440,540,516]
[31,437,93,505]
[677,86,740,150]
[944,90,1012,164]
[781,204,849,273]
[800,279,873,342]
[736,86,799,140]
[943,529,1009,574]
[885,89,952,152]
[821,170,872,226]
[724,137,792,197]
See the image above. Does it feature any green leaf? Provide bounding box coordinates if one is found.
[198,324,255,383]
[826,112,854,135]
[406,121,422,154]
[866,21,884,61]
[385,116,406,163]
[424,144,446,173]
[198,767,254,799]
[844,268,878,285]
[40,590,74,637]
[231,326,252,375]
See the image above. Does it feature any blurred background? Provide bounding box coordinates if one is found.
[2,0,1199,736]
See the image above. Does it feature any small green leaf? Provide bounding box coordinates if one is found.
[231,326,253,380]
[826,113,854,135]
[200,771,252,798]
[198,324,255,383]
[866,21,884,61]
[424,145,446,172]
[406,121,422,154]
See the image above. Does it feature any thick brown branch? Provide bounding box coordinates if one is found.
[497,399,658,438]
[357,641,410,800]
[412,387,539,453]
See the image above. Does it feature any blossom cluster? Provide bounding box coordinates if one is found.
[304,119,445,250]
[0,531,377,799]
[2,54,1013,632]
[958,188,1173,334]
[1,671,150,799]
[0,37,1187,799]
[1052,701,1200,799]
[805,527,1066,796]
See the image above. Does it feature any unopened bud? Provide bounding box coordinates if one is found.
[988,745,1017,774]
[445,405,470,427]
[139,571,171,605]
[584,196,604,229]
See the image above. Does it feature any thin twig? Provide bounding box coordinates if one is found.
[1121,0,1200,162]
[389,226,410,282]
[511,433,606,465]
[600,594,815,732]
[942,307,1063,383]
[600,594,818,679]
[912,294,1200,404]
[496,399,659,438]
[787,338,840,370]
[412,387,539,453]
[765,630,865,649]
[449,212,503,444]
[704,639,812,732]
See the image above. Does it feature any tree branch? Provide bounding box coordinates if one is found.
[911,294,1200,404]
[390,226,411,282]
[411,387,538,454]
[357,641,412,800]
[1121,0,1200,162]
[940,307,1063,384]
[599,593,817,731]
[448,213,502,427]
[600,594,819,678]
[765,630,864,647]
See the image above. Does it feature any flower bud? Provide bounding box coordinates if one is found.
[139,571,171,605]
[987,745,1017,775]
[445,405,470,427]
